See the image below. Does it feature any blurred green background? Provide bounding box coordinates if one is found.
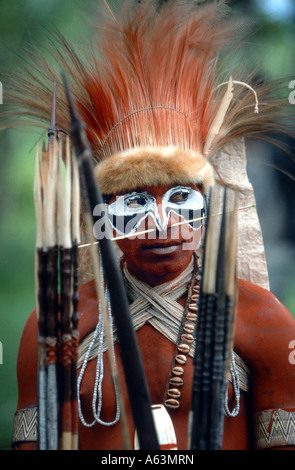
[0,0,294,450]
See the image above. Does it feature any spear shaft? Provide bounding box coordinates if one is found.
[57,139,75,450]
[45,137,59,451]
[71,150,80,450]
[59,245,73,449]
[40,84,59,450]
[209,188,227,450]
[35,140,59,450]
[35,83,80,449]
[45,244,59,450]
[189,186,238,450]
[35,145,50,450]
[62,72,159,450]
[36,246,48,450]
[225,192,238,378]
[189,188,219,449]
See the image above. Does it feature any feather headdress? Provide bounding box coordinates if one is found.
[2,0,293,194]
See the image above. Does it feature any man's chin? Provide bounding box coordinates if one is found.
[139,245,195,271]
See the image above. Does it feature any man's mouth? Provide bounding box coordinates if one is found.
[142,242,182,255]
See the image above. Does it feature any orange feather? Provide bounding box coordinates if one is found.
[1,0,294,162]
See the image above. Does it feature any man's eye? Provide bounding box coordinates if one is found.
[126,196,147,209]
[169,191,190,204]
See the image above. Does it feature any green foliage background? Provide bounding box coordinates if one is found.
[0,0,294,450]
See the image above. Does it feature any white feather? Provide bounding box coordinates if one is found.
[203,76,234,155]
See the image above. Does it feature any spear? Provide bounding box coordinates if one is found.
[224,192,238,379]
[35,138,59,450]
[34,83,80,449]
[210,189,238,449]
[62,72,159,450]
[44,84,59,450]
[189,186,220,450]
[34,144,48,450]
[189,186,238,450]
[208,187,228,449]
[44,140,59,450]
[70,143,80,450]
[35,84,60,450]
[57,137,74,450]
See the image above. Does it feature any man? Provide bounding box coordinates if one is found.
[10,0,295,450]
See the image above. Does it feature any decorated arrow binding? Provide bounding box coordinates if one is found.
[34,127,81,450]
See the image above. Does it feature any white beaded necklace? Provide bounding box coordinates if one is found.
[77,262,120,428]
[77,256,240,427]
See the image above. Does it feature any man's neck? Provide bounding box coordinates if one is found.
[123,257,195,288]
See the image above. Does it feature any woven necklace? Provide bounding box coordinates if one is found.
[122,255,199,450]
[122,255,200,410]
[77,254,240,429]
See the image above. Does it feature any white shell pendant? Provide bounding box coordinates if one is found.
[134,404,178,450]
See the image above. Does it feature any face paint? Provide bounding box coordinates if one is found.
[162,186,204,231]
[107,186,204,236]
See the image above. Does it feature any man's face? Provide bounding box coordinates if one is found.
[108,184,203,285]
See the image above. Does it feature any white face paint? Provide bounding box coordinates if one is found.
[107,186,204,236]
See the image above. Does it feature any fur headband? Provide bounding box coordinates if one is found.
[95,146,214,195]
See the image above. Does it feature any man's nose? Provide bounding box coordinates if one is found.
[155,201,179,234]
[154,199,169,232]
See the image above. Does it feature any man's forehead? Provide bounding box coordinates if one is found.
[113,183,203,199]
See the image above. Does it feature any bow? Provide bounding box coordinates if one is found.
[62,72,159,450]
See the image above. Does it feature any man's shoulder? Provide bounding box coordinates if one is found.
[237,278,293,326]
[235,278,295,366]
[235,279,295,416]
